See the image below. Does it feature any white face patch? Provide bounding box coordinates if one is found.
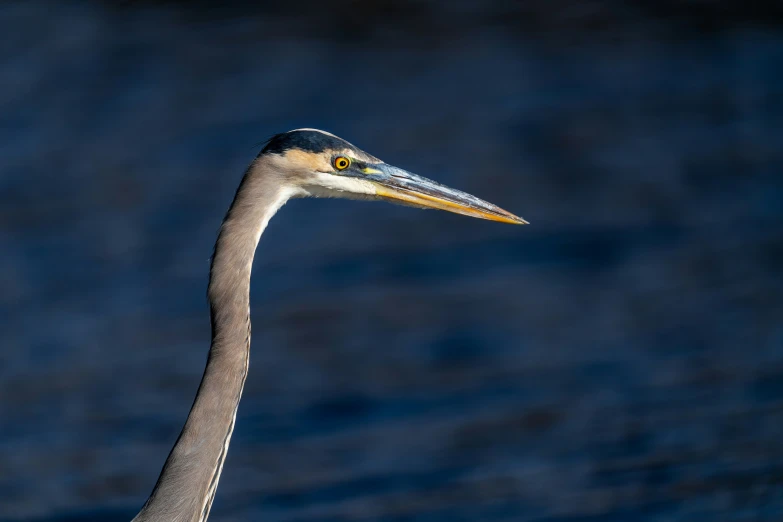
[304,172,378,199]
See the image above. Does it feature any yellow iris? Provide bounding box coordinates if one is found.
[334,156,351,170]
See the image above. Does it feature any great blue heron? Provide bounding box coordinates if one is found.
[132,129,526,522]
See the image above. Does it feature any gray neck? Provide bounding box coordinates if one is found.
[134,161,293,522]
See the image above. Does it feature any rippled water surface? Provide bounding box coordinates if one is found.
[1,2,782,521]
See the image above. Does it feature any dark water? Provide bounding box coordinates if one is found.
[1,2,782,521]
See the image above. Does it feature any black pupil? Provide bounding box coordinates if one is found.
[338,159,346,167]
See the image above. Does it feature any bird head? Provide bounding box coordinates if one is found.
[258,129,527,225]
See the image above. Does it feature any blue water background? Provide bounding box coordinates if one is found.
[1,2,782,520]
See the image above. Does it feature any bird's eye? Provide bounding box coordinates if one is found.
[333,156,351,171]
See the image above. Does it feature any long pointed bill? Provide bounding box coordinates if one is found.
[364,164,527,225]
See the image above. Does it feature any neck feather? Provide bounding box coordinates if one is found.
[134,160,295,522]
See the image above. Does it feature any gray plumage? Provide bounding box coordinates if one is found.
[132,129,525,522]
